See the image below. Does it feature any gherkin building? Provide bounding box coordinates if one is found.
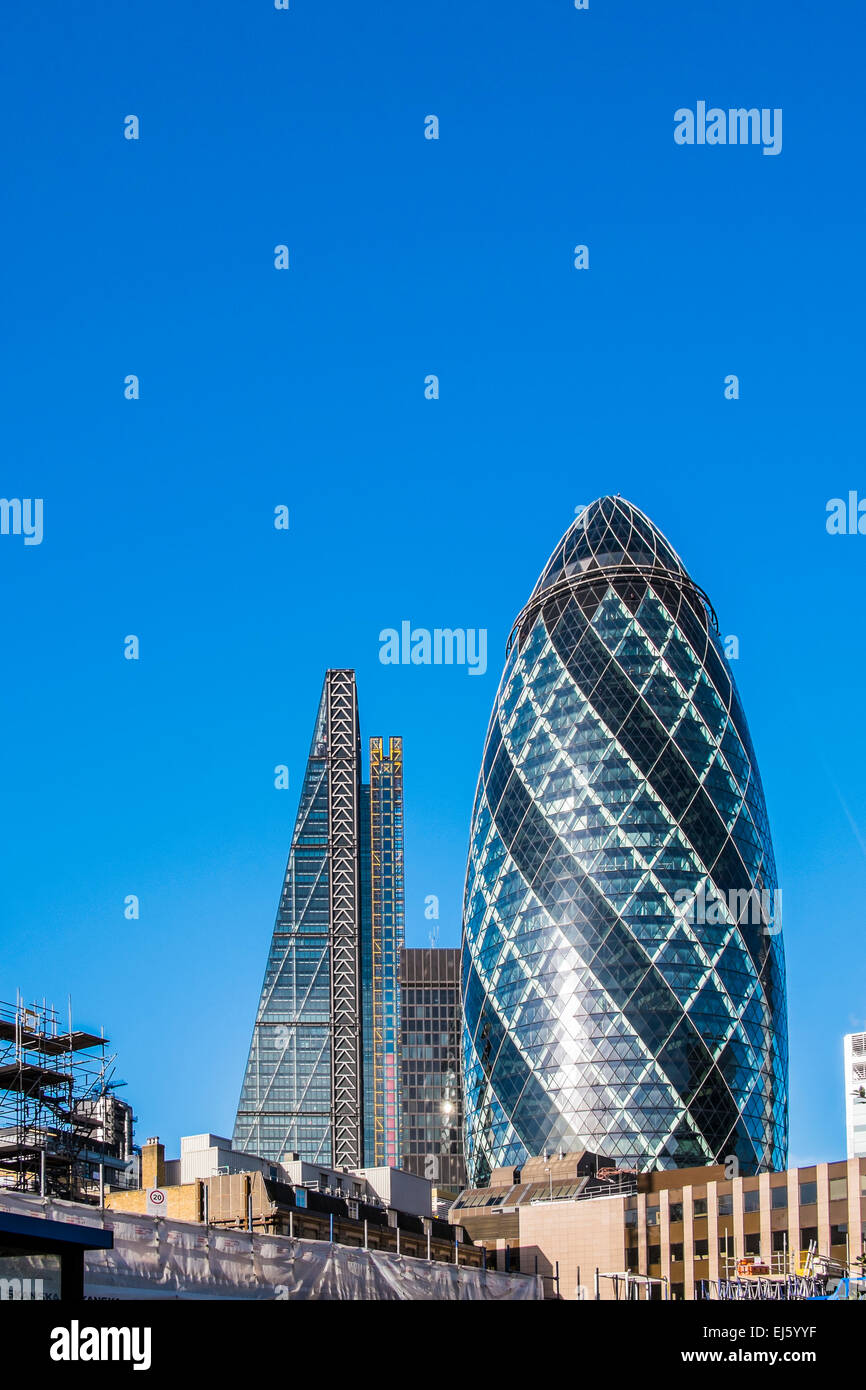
[461,497,788,1185]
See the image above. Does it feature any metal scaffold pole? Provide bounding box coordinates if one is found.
[0,995,121,1204]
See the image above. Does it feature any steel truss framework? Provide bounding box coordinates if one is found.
[328,671,364,1169]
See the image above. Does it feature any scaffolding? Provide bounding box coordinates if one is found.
[598,1270,669,1301]
[0,993,120,1201]
[702,1243,858,1300]
[706,1274,827,1300]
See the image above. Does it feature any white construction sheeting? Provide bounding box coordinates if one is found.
[0,1190,540,1301]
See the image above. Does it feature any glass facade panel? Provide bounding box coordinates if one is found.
[235,671,404,1168]
[364,737,405,1167]
[234,680,339,1164]
[462,497,788,1185]
[399,950,467,1189]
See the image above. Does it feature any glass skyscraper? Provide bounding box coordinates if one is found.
[462,497,788,1186]
[364,737,405,1168]
[234,670,404,1169]
[400,948,466,1190]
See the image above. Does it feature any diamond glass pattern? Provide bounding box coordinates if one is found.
[461,498,788,1186]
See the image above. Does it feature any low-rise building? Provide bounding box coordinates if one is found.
[164,1132,285,1186]
[1,1188,539,1300]
[106,1137,474,1267]
[279,1157,433,1219]
[450,1150,866,1299]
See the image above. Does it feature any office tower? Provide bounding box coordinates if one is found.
[234,670,363,1168]
[234,671,404,1169]
[363,737,405,1168]
[462,497,788,1185]
[844,1031,866,1158]
[400,948,466,1189]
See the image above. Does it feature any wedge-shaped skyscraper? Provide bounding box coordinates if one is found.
[462,498,788,1185]
[234,670,404,1168]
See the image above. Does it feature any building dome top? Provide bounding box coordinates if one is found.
[508,496,717,653]
[534,496,687,595]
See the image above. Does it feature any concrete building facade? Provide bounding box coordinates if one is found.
[450,1150,866,1299]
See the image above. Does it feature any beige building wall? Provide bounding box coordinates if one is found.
[636,1190,648,1278]
[682,1186,695,1300]
[786,1166,800,1268]
[707,1180,719,1285]
[105,1181,202,1222]
[848,1157,863,1264]
[733,1175,746,1259]
[659,1188,671,1273]
[518,1197,627,1301]
[759,1171,772,1256]
[816,1162,831,1253]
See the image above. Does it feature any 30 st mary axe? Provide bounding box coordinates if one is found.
[462,498,788,1185]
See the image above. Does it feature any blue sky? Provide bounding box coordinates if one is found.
[1,1,864,1166]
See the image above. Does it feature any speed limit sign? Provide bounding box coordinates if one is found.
[146,1188,167,1215]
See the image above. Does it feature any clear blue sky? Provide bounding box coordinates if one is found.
[1,1,864,1168]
